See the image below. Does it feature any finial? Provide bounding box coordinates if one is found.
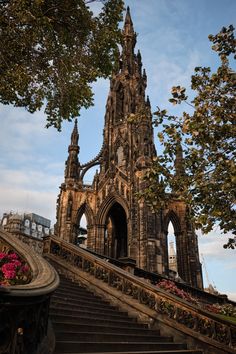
[71,118,79,146]
[137,50,142,74]
[125,6,131,23]
[146,95,151,107]
[143,68,147,78]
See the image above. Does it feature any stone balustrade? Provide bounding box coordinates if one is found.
[0,228,59,354]
[45,235,236,353]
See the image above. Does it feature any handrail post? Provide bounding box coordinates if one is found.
[43,235,52,254]
[118,257,136,274]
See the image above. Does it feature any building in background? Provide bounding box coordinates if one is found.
[168,241,177,273]
[1,212,51,254]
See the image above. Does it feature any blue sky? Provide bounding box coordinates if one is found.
[0,0,235,299]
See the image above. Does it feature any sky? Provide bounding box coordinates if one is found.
[0,0,235,299]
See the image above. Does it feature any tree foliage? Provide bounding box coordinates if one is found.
[141,25,236,247]
[0,0,124,129]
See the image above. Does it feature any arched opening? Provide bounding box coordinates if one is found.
[74,206,90,248]
[74,203,94,248]
[104,202,127,259]
[75,213,87,248]
[167,221,177,275]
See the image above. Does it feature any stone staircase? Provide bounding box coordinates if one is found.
[50,275,203,354]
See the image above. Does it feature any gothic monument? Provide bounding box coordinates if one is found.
[55,8,203,289]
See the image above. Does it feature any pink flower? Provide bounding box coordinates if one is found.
[7,253,19,260]
[2,262,17,279]
[11,259,22,267]
[0,251,31,285]
[0,252,7,260]
[21,265,29,273]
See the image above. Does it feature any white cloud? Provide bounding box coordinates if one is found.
[0,162,61,225]
[0,186,57,224]
[227,293,236,302]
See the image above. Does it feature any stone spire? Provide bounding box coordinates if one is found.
[101,6,155,174]
[121,7,137,75]
[174,141,185,177]
[70,118,79,147]
[65,119,80,179]
[123,6,135,43]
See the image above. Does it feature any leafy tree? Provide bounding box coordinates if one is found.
[141,25,236,248]
[0,0,124,130]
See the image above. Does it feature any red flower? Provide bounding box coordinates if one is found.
[2,263,16,279]
[0,252,7,260]
[7,253,19,260]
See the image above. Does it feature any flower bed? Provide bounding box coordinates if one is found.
[157,279,198,305]
[157,279,236,319]
[0,251,31,286]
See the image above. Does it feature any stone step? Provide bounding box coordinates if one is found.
[58,282,92,293]
[50,307,134,321]
[54,341,187,353]
[53,288,105,302]
[58,283,104,297]
[50,274,203,354]
[50,313,140,327]
[52,292,111,305]
[50,301,127,315]
[51,294,113,308]
[53,322,159,336]
[54,331,172,343]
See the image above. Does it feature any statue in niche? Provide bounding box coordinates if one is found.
[117,145,124,167]
[66,198,73,219]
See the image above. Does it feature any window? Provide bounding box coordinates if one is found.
[24,219,30,227]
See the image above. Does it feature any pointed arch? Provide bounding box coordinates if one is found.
[163,210,181,234]
[96,193,129,225]
[76,203,94,227]
[97,194,129,259]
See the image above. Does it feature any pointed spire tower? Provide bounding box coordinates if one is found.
[101,7,156,175]
[121,6,136,75]
[65,119,80,180]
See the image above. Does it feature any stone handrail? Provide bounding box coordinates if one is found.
[45,235,236,353]
[0,228,59,354]
[80,246,234,306]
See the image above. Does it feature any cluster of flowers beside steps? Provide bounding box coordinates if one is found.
[0,251,31,286]
[157,279,236,320]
